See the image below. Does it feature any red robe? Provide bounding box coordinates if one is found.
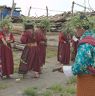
[57,32,70,65]
[0,31,14,76]
[71,37,79,61]
[35,28,47,67]
[19,31,40,74]
[57,32,65,62]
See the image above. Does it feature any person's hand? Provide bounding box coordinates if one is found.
[52,67,63,73]
[7,40,14,43]
[2,38,7,46]
[87,66,95,74]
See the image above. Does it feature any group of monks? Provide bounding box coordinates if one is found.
[0,21,79,79]
[19,24,47,78]
[0,23,47,79]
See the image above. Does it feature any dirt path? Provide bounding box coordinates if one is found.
[0,57,70,96]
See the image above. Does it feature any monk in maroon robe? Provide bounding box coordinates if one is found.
[71,36,79,61]
[57,32,70,65]
[0,24,15,78]
[35,26,47,67]
[19,24,40,78]
[57,32,64,62]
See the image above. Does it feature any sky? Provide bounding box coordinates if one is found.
[0,0,95,16]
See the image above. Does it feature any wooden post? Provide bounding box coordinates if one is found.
[28,6,31,17]
[1,12,3,20]
[84,0,86,12]
[72,1,74,16]
[10,0,16,18]
[46,6,48,18]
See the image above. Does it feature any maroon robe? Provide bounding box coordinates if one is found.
[57,32,64,62]
[57,32,70,65]
[19,31,40,74]
[0,32,14,76]
[71,37,79,61]
[35,28,47,67]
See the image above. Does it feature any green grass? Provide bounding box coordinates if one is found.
[23,87,38,96]
[49,84,64,93]
[23,82,76,96]
[42,90,53,96]
[66,76,76,85]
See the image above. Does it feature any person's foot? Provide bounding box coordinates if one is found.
[34,72,40,78]
[6,75,12,79]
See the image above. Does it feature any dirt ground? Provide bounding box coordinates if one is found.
[0,56,70,96]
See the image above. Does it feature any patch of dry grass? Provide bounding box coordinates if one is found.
[46,46,57,58]
[13,49,21,73]
[0,82,12,90]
